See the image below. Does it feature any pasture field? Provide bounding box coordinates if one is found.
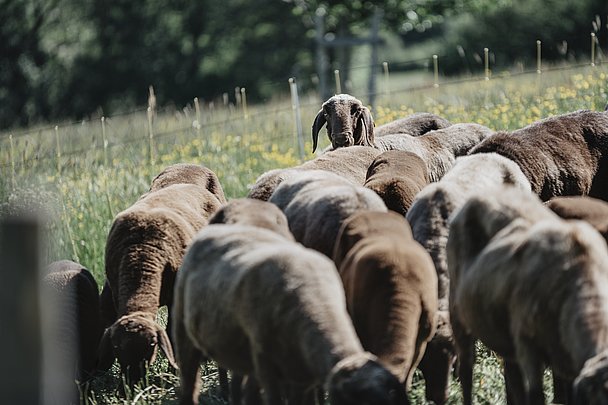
[1,64,607,403]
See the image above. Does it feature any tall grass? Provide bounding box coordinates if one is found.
[0,64,606,404]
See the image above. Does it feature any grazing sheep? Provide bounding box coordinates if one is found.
[546,196,608,242]
[43,260,102,383]
[98,163,225,385]
[363,150,430,216]
[208,198,294,241]
[269,170,387,258]
[447,187,608,405]
[311,93,450,153]
[248,145,382,201]
[332,211,438,392]
[149,163,226,201]
[468,109,608,201]
[405,153,532,404]
[374,123,494,182]
[173,223,409,405]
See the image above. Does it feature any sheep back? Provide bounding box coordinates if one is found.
[468,109,608,201]
[375,112,452,137]
[148,163,227,204]
[43,260,102,381]
[364,150,430,216]
[333,211,438,386]
[269,170,387,258]
[546,196,608,242]
[208,197,295,241]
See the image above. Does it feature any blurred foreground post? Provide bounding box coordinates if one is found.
[0,212,42,403]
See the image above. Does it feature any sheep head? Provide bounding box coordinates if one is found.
[328,353,409,405]
[312,94,375,153]
[97,312,177,384]
[573,350,608,405]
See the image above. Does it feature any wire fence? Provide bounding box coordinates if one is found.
[0,42,605,177]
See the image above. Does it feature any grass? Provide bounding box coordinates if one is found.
[1,63,607,404]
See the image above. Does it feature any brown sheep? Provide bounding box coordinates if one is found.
[247,145,382,201]
[546,196,608,242]
[332,211,438,394]
[448,187,608,405]
[268,170,387,258]
[468,109,608,201]
[98,163,225,386]
[149,163,226,201]
[173,223,409,405]
[311,93,451,153]
[363,150,430,216]
[43,260,102,384]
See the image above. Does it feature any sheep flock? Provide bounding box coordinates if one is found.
[36,93,608,405]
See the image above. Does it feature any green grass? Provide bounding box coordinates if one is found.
[1,63,607,404]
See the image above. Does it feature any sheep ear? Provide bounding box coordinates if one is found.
[358,106,375,147]
[97,327,116,372]
[312,109,327,153]
[157,327,179,370]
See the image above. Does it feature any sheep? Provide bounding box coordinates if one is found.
[447,186,608,405]
[363,150,430,216]
[405,152,532,404]
[208,197,295,241]
[332,210,438,393]
[43,260,102,384]
[311,93,450,152]
[247,145,382,201]
[98,163,226,385]
[268,170,387,258]
[546,196,608,242]
[172,222,409,405]
[148,162,226,201]
[374,123,494,182]
[468,109,608,201]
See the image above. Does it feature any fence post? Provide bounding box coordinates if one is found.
[591,33,596,66]
[334,70,342,94]
[536,40,542,73]
[433,55,439,87]
[194,97,202,133]
[289,78,305,162]
[241,88,248,120]
[54,126,62,176]
[484,48,490,80]
[383,62,390,98]
[147,107,155,166]
[0,212,42,404]
[101,117,108,167]
[9,134,16,191]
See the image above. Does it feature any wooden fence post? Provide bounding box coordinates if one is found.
[289,78,305,161]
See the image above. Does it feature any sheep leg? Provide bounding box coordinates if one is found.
[504,360,526,405]
[418,338,455,405]
[551,373,571,404]
[251,351,282,405]
[218,367,229,401]
[99,281,117,328]
[452,328,475,405]
[242,374,264,405]
[515,340,545,405]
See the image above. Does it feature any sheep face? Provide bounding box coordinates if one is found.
[328,354,409,405]
[312,94,374,153]
[573,351,608,405]
[98,312,176,384]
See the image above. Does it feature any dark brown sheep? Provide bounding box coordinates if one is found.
[333,211,438,393]
[43,260,102,383]
[247,145,382,201]
[546,196,608,242]
[468,109,608,201]
[148,163,227,201]
[363,150,430,216]
[448,187,608,405]
[98,163,225,385]
[311,93,451,153]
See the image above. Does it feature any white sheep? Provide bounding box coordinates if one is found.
[172,223,409,405]
[447,186,608,405]
[405,152,532,404]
